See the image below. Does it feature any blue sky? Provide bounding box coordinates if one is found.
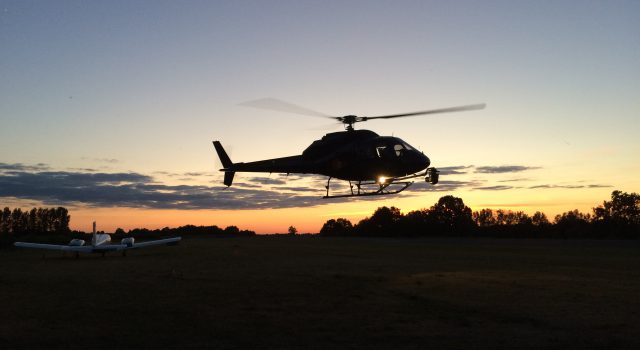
[1,1,638,231]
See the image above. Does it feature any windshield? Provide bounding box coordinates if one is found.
[376,143,408,158]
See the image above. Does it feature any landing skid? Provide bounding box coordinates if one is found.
[323,178,414,199]
[321,168,438,199]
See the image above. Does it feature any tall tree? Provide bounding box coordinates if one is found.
[532,211,549,226]
[593,190,640,225]
[428,196,474,234]
[11,208,25,234]
[1,207,11,234]
[356,206,403,236]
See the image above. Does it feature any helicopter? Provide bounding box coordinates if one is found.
[213,99,485,198]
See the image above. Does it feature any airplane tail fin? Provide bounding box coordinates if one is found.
[212,141,235,186]
[92,221,97,246]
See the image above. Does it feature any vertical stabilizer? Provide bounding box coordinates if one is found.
[213,141,233,168]
[213,141,235,186]
[92,221,97,246]
[224,171,235,187]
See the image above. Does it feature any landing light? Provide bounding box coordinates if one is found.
[378,176,387,184]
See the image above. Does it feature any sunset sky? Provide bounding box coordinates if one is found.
[1,1,639,233]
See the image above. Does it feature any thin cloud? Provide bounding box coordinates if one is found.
[278,186,321,193]
[0,168,344,209]
[411,179,484,192]
[81,157,119,164]
[232,182,263,189]
[475,165,541,174]
[528,184,612,189]
[476,203,537,208]
[473,185,514,191]
[248,177,288,185]
[4,163,610,210]
[0,163,50,172]
[439,165,473,175]
[67,168,99,172]
[184,172,211,177]
[498,178,532,183]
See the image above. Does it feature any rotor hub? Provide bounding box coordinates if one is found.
[338,115,366,131]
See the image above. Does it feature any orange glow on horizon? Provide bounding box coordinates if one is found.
[69,206,339,234]
[64,186,617,234]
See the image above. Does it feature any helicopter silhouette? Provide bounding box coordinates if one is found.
[213,99,485,198]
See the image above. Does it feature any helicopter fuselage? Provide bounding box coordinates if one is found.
[215,98,482,196]
[218,129,430,182]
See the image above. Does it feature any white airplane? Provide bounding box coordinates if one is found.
[14,222,181,257]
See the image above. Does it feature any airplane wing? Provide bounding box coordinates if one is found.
[14,242,95,253]
[92,244,127,252]
[14,237,181,253]
[128,237,182,249]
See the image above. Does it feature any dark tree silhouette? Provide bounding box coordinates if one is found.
[428,196,474,235]
[320,218,353,236]
[1,207,72,246]
[402,209,432,236]
[473,208,496,227]
[319,191,638,239]
[355,206,403,236]
[0,207,70,235]
[532,211,549,226]
[593,190,640,224]
[224,225,240,235]
[1,207,11,233]
[592,191,640,238]
[554,210,591,238]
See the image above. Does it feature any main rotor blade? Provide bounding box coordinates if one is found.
[239,98,331,118]
[307,122,343,131]
[367,103,486,120]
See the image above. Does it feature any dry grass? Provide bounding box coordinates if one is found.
[1,236,639,349]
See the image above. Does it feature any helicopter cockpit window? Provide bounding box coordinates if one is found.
[377,144,404,158]
[393,144,405,156]
[376,146,388,158]
[402,142,414,151]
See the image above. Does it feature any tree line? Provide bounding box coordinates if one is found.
[320,190,640,239]
[114,224,256,239]
[2,190,638,244]
[0,207,256,247]
[1,207,70,235]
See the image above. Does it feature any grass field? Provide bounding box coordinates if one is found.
[1,236,639,349]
